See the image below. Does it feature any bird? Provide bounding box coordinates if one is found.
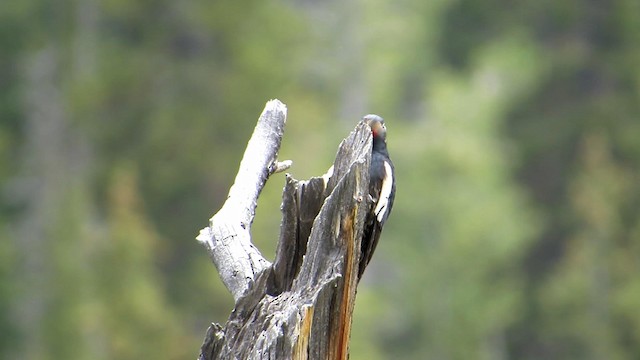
[359,114,396,279]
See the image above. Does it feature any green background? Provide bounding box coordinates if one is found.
[1,0,639,359]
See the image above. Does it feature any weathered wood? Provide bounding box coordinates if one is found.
[269,175,327,295]
[196,99,290,302]
[197,101,374,360]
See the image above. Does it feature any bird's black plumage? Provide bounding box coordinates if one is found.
[359,114,396,278]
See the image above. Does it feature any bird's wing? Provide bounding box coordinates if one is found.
[374,160,395,223]
[359,220,382,278]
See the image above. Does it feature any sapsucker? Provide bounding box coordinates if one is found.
[359,114,396,278]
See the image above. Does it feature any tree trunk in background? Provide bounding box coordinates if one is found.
[15,46,95,360]
[14,46,62,360]
[197,100,373,359]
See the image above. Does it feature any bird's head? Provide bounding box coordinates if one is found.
[363,114,387,143]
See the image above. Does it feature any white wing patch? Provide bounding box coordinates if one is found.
[374,161,393,223]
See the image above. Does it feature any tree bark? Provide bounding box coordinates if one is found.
[197,100,373,360]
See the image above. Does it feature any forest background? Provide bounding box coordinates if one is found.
[1,0,639,359]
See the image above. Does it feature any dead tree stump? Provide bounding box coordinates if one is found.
[196,99,373,360]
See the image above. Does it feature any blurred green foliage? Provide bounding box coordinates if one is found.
[1,0,639,359]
